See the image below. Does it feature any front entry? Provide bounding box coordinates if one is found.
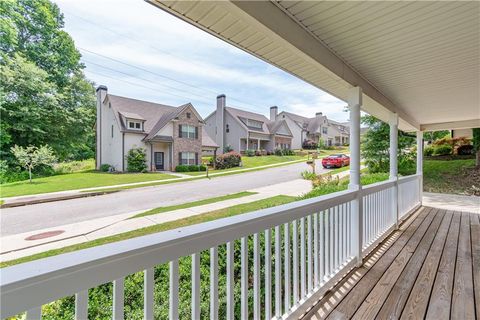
[154,152,164,170]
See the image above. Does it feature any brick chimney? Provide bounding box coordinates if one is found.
[270,106,278,121]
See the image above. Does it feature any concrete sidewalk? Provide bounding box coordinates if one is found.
[423,192,480,214]
[0,158,309,207]
[0,179,312,262]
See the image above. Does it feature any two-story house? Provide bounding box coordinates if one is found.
[204,95,293,153]
[276,110,349,148]
[95,86,218,172]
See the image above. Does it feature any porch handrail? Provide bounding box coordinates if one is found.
[0,175,422,319]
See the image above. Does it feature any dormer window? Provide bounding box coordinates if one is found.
[247,119,263,129]
[128,121,142,130]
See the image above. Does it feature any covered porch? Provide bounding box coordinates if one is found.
[147,138,172,172]
[1,1,478,320]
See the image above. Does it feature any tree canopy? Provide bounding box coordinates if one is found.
[361,115,416,175]
[0,0,95,164]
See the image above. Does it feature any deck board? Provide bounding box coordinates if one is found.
[305,207,479,320]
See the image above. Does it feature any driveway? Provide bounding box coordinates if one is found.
[1,159,335,236]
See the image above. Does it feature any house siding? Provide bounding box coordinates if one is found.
[99,98,123,171]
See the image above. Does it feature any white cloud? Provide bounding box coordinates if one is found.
[55,0,347,122]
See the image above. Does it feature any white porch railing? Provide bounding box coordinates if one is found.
[0,175,422,320]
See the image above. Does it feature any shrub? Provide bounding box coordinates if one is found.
[187,165,198,171]
[175,165,189,172]
[199,165,207,171]
[274,148,283,156]
[255,150,262,156]
[223,144,233,153]
[424,145,434,156]
[433,144,453,156]
[126,147,147,172]
[245,149,255,157]
[54,159,95,174]
[301,170,317,180]
[302,139,317,150]
[100,164,111,172]
[282,149,295,156]
[457,144,474,155]
[215,151,241,169]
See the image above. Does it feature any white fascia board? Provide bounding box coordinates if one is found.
[420,119,480,132]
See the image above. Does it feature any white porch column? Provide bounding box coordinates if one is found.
[348,86,363,267]
[389,113,399,228]
[257,139,260,151]
[417,131,424,205]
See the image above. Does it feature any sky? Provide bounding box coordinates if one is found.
[55,0,349,122]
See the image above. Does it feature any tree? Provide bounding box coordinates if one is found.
[423,130,450,144]
[361,115,416,175]
[11,144,56,182]
[126,147,147,172]
[472,128,480,167]
[0,0,95,162]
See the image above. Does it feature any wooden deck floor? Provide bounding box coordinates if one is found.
[305,206,479,320]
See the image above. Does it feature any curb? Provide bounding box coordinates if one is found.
[0,191,119,209]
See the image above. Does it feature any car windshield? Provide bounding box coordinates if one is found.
[328,154,343,158]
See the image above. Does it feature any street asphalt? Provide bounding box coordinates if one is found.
[1,159,334,236]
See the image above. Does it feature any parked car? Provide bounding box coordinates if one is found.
[322,154,350,168]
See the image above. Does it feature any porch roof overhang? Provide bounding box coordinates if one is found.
[147,1,480,132]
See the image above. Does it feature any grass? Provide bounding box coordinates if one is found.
[185,155,309,176]
[423,158,478,195]
[131,191,257,218]
[0,195,296,268]
[0,172,177,198]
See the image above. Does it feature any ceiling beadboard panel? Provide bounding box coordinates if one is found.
[148,0,479,130]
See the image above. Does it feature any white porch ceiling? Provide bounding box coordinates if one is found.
[148,1,480,131]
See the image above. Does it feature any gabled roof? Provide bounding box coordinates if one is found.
[201,127,219,148]
[105,93,216,146]
[107,94,176,133]
[225,106,271,134]
[266,119,293,137]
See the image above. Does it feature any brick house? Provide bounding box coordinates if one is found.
[95,86,218,172]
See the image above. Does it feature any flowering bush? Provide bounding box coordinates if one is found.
[126,147,147,172]
[215,151,241,169]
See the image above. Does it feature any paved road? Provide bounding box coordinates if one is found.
[1,160,333,236]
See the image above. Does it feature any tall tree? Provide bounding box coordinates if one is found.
[0,0,95,162]
[361,115,416,175]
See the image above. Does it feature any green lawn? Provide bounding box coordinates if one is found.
[423,158,477,195]
[0,195,296,267]
[131,191,257,218]
[0,172,178,198]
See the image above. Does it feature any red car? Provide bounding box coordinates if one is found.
[322,154,350,168]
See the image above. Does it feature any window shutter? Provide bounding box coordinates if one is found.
[195,126,198,139]
[195,152,198,165]
[179,152,182,165]
[179,125,182,138]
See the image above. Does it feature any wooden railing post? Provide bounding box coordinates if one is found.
[348,86,363,267]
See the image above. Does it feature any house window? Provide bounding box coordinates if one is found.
[180,125,197,139]
[180,152,196,165]
[226,124,230,133]
[247,119,262,129]
[322,127,328,134]
[128,121,142,130]
[187,112,191,119]
[111,125,114,138]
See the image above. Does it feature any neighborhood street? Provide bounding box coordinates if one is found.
[1,160,333,236]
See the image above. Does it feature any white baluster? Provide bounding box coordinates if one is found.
[169,260,179,320]
[292,220,299,305]
[144,269,154,320]
[319,211,325,281]
[241,237,248,320]
[26,306,42,320]
[265,229,272,320]
[210,247,218,320]
[113,278,124,320]
[254,233,261,320]
[300,217,306,297]
[192,253,200,320]
[307,215,313,292]
[75,290,88,320]
[275,226,282,317]
[314,213,319,287]
[226,242,234,320]
[284,223,291,311]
